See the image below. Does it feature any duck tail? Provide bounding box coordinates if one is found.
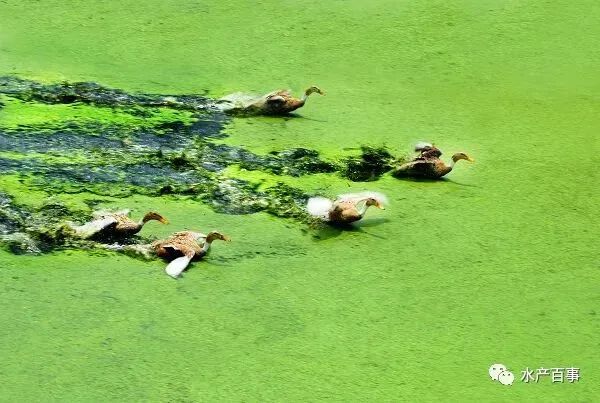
[165,256,192,278]
[306,197,333,220]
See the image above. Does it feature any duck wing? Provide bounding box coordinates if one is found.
[265,89,292,103]
[392,159,436,177]
[158,243,182,253]
[92,209,130,219]
[266,95,286,105]
[266,89,292,97]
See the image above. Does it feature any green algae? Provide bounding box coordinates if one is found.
[0,78,405,235]
[0,1,599,402]
[0,95,196,131]
[0,80,360,253]
[0,191,87,254]
[341,146,402,182]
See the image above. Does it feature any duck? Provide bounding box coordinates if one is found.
[392,143,474,179]
[217,86,324,115]
[151,230,230,278]
[71,210,168,240]
[307,192,386,224]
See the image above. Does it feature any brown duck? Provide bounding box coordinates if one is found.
[393,143,474,179]
[71,210,168,240]
[218,86,324,115]
[307,192,387,225]
[152,231,230,278]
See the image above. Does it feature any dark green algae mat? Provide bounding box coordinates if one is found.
[0,0,598,401]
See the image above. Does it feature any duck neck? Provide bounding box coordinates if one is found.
[140,213,153,226]
[356,198,372,216]
[202,233,219,253]
[200,241,211,254]
[437,159,454,176]
[301,88,316,102]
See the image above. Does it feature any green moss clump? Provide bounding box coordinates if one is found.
[0,192,87,254]
[341,146,399,181]
[0,76,212,110]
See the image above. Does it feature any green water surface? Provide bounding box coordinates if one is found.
[0,0,598,401]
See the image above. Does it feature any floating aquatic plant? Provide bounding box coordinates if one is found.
[341,146,406,182]
[0,77,405,254]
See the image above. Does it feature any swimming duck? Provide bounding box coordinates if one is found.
[392,143,473,179]
[152,230,230,278]
[71,210,168,240]
[307,192,386,224]
[217,86,324,115]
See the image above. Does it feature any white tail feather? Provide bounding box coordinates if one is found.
[165,256,192,278]
[307,197,333,220]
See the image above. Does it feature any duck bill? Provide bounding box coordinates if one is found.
[466,157,475,162]
[159,218,170,224]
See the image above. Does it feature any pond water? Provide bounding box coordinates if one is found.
[0,1,598,400]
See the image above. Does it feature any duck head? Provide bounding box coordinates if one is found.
[142,212,169,224]
[304,86,325,97]
[451,152,474,163]
[365,198,385,210]
[206,231,231,243]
